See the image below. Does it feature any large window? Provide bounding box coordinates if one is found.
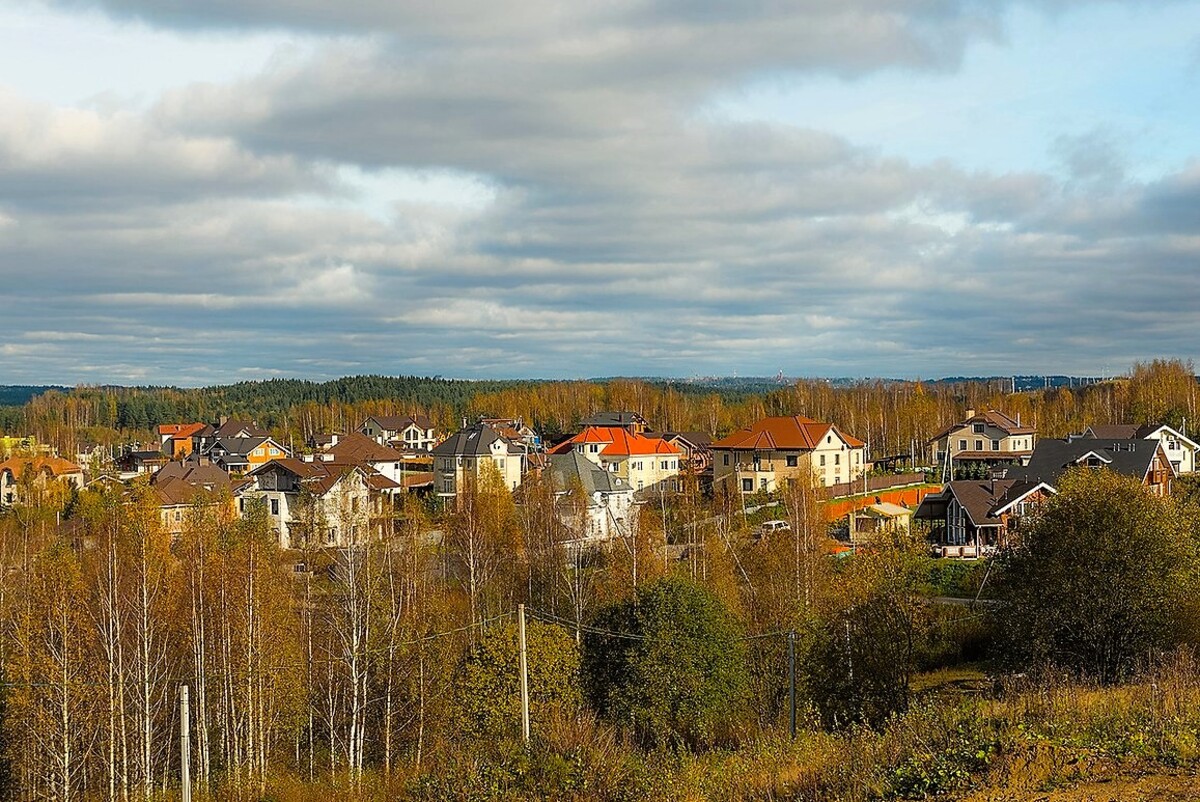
[786,455,798,467]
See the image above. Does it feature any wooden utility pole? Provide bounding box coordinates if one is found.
[787,631,797,739]
[180,685,191,802]
[518,604,530,744]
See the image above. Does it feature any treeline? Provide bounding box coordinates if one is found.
[2,360,1197,461]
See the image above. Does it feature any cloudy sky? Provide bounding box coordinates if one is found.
[1,0,1198,385]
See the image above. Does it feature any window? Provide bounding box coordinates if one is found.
[270,498,279,516]
[834,454,840,466]
[327,528,336,544]
[174,510,182,522]
[958,439,967,450]
[786,455,798,467]
[497,458,505,469]
[443,479,453,493]
[827,435,832,444]
[760,478,767,490]
[741,478,752,492]
[660,460,669,470]
[819,455,826,466]
[723,454,730,466]
[974,439,983,451]
[973,423,984,433]
[992,439,1000,451]
[590,444,599,453]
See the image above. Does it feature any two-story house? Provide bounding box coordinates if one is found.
[432,423,526,502]
[202,436,289,475]
[546,450,636,541]
[710,415,866,492]
[0,455,85,507]
[1001,436,1176,497]
[359,414,438,451]
[916,478,1056,558]
[549,426,681,497]
[1082,424,1198,475]
[242,457,398,549]
[928,409,1036,472]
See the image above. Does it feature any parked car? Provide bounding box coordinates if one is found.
[759,519,791,538]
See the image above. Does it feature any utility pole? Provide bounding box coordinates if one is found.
[518,604,530,744]
[787,630,797,739]
[180,684,192,802]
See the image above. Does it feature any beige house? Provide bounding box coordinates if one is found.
[431,423,526,502]
[929,409,1035,469]
[0,455,85,507]
[711,415,866,492]
[242,457,398,549]
[359,414,438,451]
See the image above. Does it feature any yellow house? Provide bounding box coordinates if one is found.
[711,415,866,492]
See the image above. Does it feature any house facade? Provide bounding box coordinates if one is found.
[0,456,85,507]
[242,457,397,549]
[432,423,526,501]
[916,479,1055,558]
[359,414,438,451]
[550,426,681,497]
[546,450,635,541]
[1083,424,1198,475]
[711,415,866,492]
[928,409,1036,471]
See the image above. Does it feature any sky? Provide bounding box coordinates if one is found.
[1,0,1199,386]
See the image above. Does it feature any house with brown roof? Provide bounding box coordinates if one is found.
[242,457,399,549]
[150,462,235,538]
[315,432,433,490]
[915,479,1056,559]
[929,409,1036,474]
[359,414,438,451]
[549,426,681,498]
[660,431,714,479]
[0,455,85,507]
[711,415,866,493]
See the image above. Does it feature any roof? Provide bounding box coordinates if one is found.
[549,426,681,458]
[152,461,229,488]
[860,501,912,518]
[432,424,523,457]
[548,451,632,501]
[915,479,1027,527]
[1000,437,1173,486]
[247,457,390,496]
[711,416,865,451]
[158,422,206,440]
[1083,423,1200,450]
[206,436,271,457]
[929,410,1037,443]
[153,468,232,506]
[363,414,434,432]
[212,419,268,439]
[0,455,84,478]
[323,431,408,464]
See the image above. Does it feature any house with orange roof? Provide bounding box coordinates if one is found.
[158,422,208,458]
[711,415,866,493]
[550,426,681,497]
[0,455,85,507]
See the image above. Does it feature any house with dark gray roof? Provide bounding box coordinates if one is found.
[1081,423,1198,475]
[431,423,526,501]
[359,414,438,451]
[580,411,650,434]
[547,450,635,541]
[1000,436,1175,496]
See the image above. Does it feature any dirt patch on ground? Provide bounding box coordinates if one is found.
[958,770,1200,801]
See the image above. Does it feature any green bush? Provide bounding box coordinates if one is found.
[582,576,749,749]
[452,618,582,739]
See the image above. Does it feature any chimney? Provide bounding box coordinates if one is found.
[302,454,314,463]
[1017,413,1021,426]
[966,408,976,420]
[321,453,334,461]
[330,433,339,446]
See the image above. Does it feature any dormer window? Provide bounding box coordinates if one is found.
[973,423,984,433]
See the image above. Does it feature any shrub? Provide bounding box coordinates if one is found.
[582,576,749,749]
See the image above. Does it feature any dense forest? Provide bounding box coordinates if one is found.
[1,360,1196,460]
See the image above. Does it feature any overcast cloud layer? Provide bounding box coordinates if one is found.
[1,0,1198,384]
